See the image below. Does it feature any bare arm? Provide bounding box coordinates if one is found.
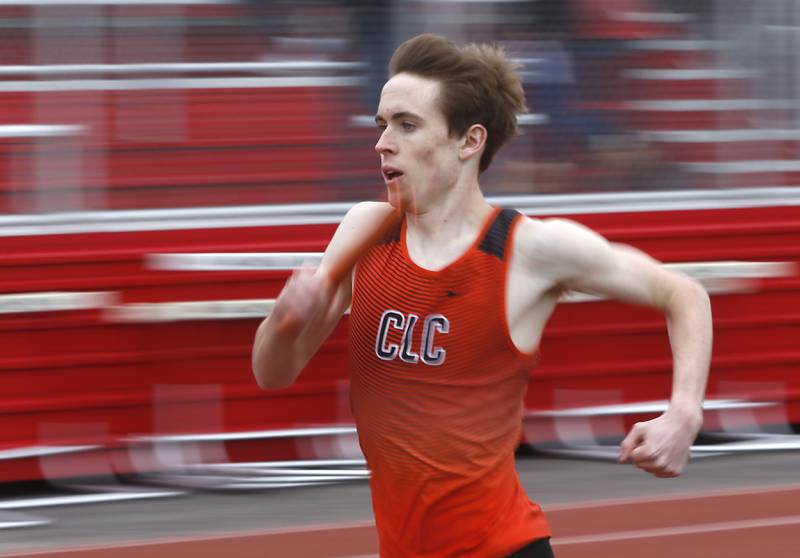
[251,266,350,389]
[521,217,713,476]
[251,201,396,389]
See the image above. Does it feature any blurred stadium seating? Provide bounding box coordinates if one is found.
[0,0,797,489]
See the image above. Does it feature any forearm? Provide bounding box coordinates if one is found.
[252,316,308,389]
[252,272,350,389]
[664,279,713,420]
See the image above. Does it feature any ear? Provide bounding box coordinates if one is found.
[459,124,487,163]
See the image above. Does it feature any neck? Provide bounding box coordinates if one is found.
[404,180,492,260]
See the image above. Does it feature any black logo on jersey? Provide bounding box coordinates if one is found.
[375,310,450,366]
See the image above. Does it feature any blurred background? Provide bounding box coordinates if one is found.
[3,0,800,210]
[0,0,799,554]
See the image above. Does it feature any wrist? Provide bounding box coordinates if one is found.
[666,400,704,427]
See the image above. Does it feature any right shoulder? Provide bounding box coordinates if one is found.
[332,201,397,246]
[321,201,398,279]
[340,201,396,230]
[332,201,395,245]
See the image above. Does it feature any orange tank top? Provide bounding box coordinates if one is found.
[349,207,550,558]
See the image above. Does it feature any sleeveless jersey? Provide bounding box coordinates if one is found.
[349,207,550,558]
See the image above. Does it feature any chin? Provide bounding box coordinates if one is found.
[400,196,420,214]
[386,188,400,208]
[386,184,413,212]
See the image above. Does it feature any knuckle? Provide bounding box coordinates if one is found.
[635,447,654,460]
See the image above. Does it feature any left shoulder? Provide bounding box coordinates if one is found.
[511,215,614,272]
[513,215,605,242]
[511,214,705,307]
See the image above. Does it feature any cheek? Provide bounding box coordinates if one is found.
[416,143,439,166]
[418,130,452,157]
[431,147,459,176]
[408,133,459,181]
[418,141,456,169]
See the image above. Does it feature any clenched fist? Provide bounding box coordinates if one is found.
[619,407,703,478]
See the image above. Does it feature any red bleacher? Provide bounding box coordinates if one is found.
[0,2,798,486]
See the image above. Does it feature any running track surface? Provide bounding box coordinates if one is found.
[5,484,798,558]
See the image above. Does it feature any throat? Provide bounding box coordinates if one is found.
[404,208,494,272]
[406,237,469,271]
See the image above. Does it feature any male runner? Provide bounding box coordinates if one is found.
[252,33,712,558]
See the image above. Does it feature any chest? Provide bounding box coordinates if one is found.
[351,247,507,366]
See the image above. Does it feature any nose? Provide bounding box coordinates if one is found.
[375,128,395,155]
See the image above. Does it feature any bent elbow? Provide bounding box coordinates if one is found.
[689,278,711,310]
[660,273,708,314]
[253,372,294,390]
[252,364,293,390]
[668,275,711,318]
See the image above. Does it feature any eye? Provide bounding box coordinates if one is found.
[402,121,416,131]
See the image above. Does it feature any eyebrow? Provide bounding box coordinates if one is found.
[374,111,423,124]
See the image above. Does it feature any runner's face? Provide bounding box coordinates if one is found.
[374,73,461,212]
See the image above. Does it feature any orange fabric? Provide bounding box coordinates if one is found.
[349,208,550,558]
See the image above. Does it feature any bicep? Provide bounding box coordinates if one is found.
[290,225,358,361]
[563,242,678,309]
[296,201,391,352]
[295,273,351,359]
[317,200,394,297]
[531,218,680,310]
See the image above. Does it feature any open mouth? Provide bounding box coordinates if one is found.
[382,167,404,181]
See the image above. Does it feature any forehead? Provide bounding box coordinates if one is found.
[377,73,444,122]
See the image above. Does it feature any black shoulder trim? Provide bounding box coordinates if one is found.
[478,208,520,260]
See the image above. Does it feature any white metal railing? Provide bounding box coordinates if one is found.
[0,188,798,237]
[0,61,363,76]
